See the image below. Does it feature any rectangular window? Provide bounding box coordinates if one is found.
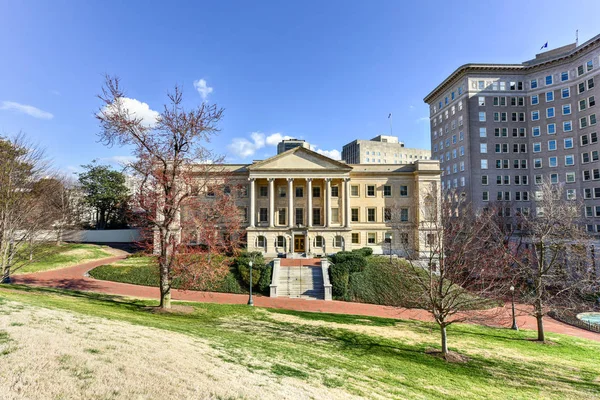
[313,186,321,198]
[350,185,359,196]
[367,208,376,222]
[562,104,571,115]
[278,208,286,225]
[383,185,392,197]
[478,96,485,106]
[295,208,304,225]
[549,156,558,167]
[546,91,554,102]
[561,71,569,81]
[260,186,269,197]
[331,186,339,197]
[547,123,556,135]
[566,172,576,183]
[531,79,538,89]
[351,233,360,244]
[548,140,557,151]
[532,126,541,136]
[366,185,375,197]
[400,185,408,196]
[277,186,285,198]
[565,155,574,166]
[481,159,488,169]
[482,191,489,201]
[482,175,488,185]
[277,236,286,248]
[562,88,570,98]
[480,127,486,137]
[367,233,376,245]
[479,112,486,121]
[564,138,573,149]
[545,75,553,85]
[331,208,339,223]
[531,95,539,105]
[351,208,359,222]
[295,186,304,198]
[546,107,555,118]
[400,208,409,222]
[259,208,268,222]
[312,208,321,225]
[563,121,572,132]
[480,143,487,153]
[532,111,539,121]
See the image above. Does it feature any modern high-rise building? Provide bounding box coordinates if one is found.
[341,135,431,164]
[277,139,310,154]
[424,35,600,235]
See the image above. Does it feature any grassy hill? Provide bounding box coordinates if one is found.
[1,285,599,399]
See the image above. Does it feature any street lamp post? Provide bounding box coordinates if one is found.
[510,285,518,331]
[247,261,254,306]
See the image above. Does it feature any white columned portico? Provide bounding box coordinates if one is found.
[268,178,275,228]
[287,178,294,228]
[249,178,256,227]
[344,178,351,228]
[307,178,313,228]
[325,178,332,227]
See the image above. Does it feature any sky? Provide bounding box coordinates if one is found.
[1,0,600,173]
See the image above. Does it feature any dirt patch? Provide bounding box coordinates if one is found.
[0,300,360,400]
[425,348,470,363]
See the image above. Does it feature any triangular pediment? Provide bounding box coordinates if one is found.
[248,147,352,172]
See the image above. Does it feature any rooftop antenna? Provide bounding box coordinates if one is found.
[388,113,393,136]
[576,29,579,46]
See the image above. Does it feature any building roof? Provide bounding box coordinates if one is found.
[423,33,600,103]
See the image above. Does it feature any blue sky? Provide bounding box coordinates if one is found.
[1,0,599,173]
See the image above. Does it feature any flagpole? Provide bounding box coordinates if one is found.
[389,114,393,136]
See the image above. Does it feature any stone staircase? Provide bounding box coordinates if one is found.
[278,265,325,300]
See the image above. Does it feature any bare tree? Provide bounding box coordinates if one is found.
[96,76,239,308]
[394,186,511,358]
[506,179,596,342]
[0,134,56,282]
[34,175,81,245]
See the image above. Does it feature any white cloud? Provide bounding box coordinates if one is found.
[227,131,294,159]
[193,79,214,100]
[265,133,292,146]
[102,155,137,166]
[315,148,341,160]
[101,97,160,128]
[416,117,429,123]
[0,101,53,119]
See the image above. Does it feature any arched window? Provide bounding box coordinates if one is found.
[276,235,286,248]
[256,235,266,249]
[334,235,344,248]
[314,236,324,248]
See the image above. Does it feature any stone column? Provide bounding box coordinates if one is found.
[306,178,313,228]
[249,178,256,227]
[287,178,294,228]
[344,177,351,228]
[325,178,332,227]
[268,178,275,228]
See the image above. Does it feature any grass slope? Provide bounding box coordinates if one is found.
[88,255,159,286]
[1,285,600,399]
[14,243,114,275]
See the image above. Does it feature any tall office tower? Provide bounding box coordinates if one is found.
[424,35,600,235]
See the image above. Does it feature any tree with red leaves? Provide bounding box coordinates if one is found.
[96,76,244,308]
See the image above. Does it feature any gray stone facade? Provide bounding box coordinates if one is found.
[424,35,600,236]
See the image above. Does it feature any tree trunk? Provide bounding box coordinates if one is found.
[536,313,545,342]
[159,260,171,309]
[440,325,448,355]
[1,265,10,284]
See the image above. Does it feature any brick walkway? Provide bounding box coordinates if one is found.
[10,255,600,342]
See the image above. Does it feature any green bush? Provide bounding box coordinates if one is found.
[353,247,373,257]
[330,263,350,300]
[232,251,272,294]
[214,271,245,294]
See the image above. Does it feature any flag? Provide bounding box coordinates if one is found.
[388,113,392,119]
[540,42,548,50]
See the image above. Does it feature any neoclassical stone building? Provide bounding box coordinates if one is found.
[217,147,441,257]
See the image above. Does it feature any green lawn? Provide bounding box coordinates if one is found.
[88,255,159,286]
[1,284,599,399]
[14,243,115,275]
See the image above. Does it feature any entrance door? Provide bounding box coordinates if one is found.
[294,236,305,253]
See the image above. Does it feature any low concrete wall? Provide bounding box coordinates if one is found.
[61,229,141,243]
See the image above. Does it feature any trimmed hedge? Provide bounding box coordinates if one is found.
[232,251,272,294]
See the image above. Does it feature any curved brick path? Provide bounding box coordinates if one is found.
[10,254,600,342]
